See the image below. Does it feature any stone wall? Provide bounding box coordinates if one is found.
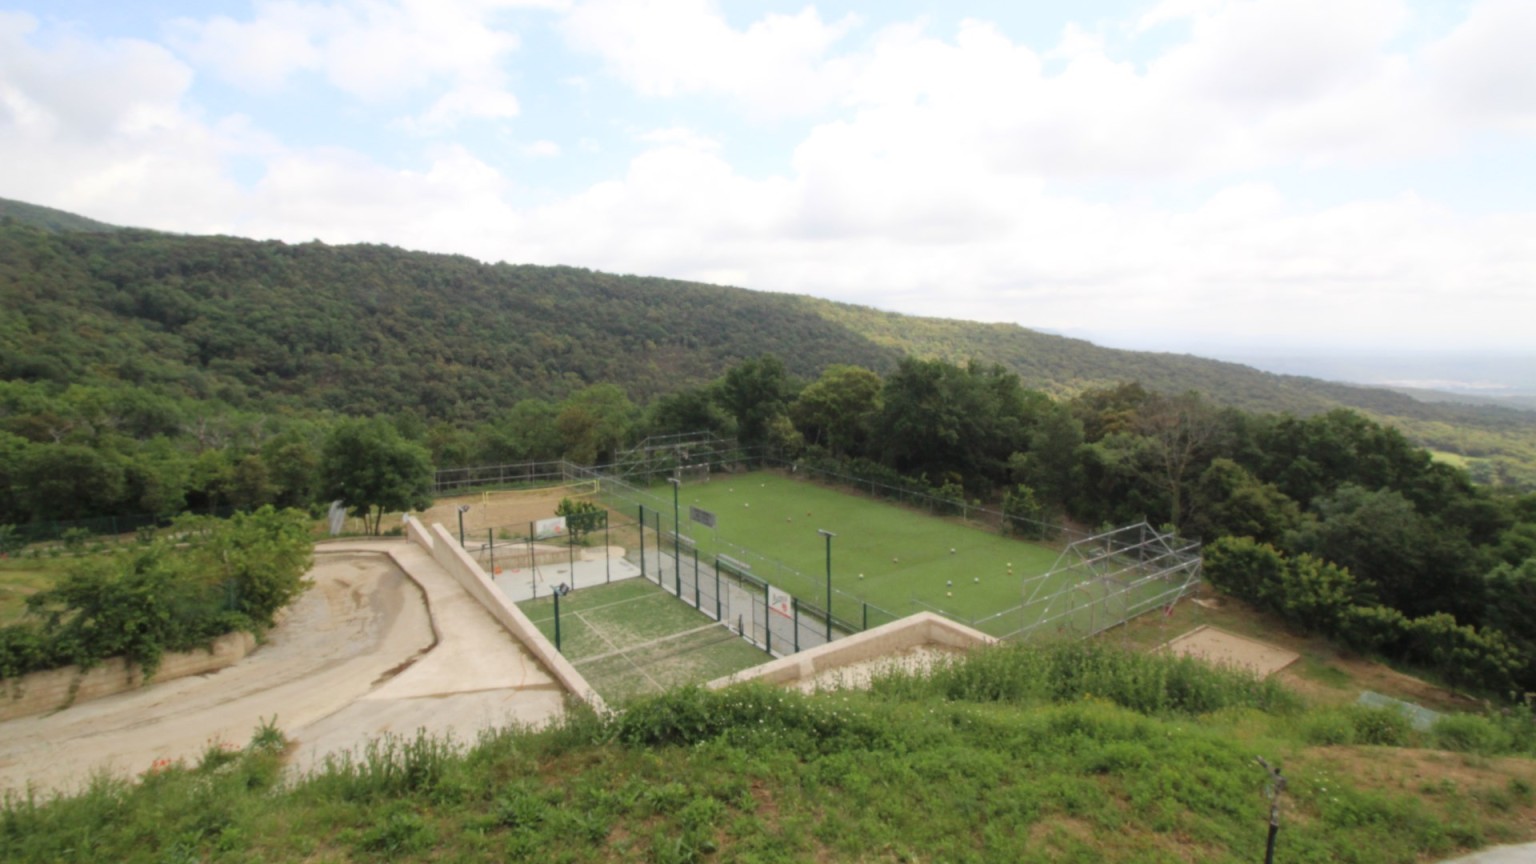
[0,631,256,721]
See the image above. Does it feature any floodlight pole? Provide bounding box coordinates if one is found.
[457,505,471,547]
[668,477,681,597]
[818,529,836,641]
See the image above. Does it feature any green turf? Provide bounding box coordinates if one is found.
[518,579,770,704]
[636,471,1066,626]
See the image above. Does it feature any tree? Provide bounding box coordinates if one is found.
[555,497,604,544]
[1284,484,1479,620]
[1187,458,1301,544]
[479,399,563,463]
[321,418,434,534]
[556,384,636,465]
[1002,484,1050,539]
[643,386,734,440]
[790,365,882,458]
[719,355,792,448]
[1130,391,1223,530]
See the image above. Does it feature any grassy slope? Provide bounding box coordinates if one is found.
[5,642,1534,863]
[0,560,61,626]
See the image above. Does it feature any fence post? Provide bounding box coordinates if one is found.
[638,505,646,580]
[553,590,562,653]
[792,597,800,653]
[863,602,868,632]
[764,582,772,655]
[488,529,495,577]
[694,547,700,609]
[605,512,611,584]
[715,558,722,620]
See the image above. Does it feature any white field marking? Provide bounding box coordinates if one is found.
[571,623,723,667]
[573,608,663,691]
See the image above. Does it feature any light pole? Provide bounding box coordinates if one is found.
[668,477,681,597]
[457,505,471,547]
[818,528,835,641]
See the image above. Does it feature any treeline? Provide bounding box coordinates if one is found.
[3,215,1533,487]
[4,352,1535,692]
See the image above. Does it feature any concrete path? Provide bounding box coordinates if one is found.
[1439,845,1536,863]
[0,539,569,796]
[287,541,568,772]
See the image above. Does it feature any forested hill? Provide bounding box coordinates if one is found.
[0,202,1531,477]
[0,198,124,234]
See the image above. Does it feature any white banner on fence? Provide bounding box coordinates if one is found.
[768,586,793,619]
[534,516,567,540]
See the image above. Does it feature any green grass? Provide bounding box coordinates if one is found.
[0,560,61,626]
[518,579,770,704]
[7,642,1536,863]
[635,470,1064,627]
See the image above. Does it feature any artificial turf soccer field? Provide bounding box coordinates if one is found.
[647,470,1065,625]
[518,579,771,703]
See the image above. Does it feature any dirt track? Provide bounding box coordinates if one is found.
[0,547,534,796]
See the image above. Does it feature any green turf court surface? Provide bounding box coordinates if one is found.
[518,579,770,704]
[644,470,1066,625]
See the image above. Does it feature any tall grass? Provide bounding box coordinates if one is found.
[4,642,1534,863]
[866,641,1301,716]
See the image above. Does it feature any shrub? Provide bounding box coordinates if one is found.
[1299,710,1357,746]
[0,507,312,680]
[1338,605,1410,654]
[1349,706,1412,746]
[1201,536,1284,609]
[1432,714,1514,755]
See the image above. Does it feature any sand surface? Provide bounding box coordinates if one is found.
[0,541,567,796]
[1160,625,1300,678]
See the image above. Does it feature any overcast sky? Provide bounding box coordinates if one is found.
[2,0,1532,356]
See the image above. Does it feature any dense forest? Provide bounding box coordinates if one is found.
[2,199,1534,696]
[1,199,1533,485]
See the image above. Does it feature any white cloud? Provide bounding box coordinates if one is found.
[170,0,527,129]
[0,12,245,224]
[561,0,860,117]
[522,139,562,157]
[3,2,1534,356]
[1426,0,1536,131]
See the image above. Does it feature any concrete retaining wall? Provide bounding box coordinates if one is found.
[418,523,605,712]
[0,631,256,721]
[708,612,995,690]
[405,513,435,550]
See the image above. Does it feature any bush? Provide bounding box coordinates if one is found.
[1432,714,1514,755]
[1401,614,1525,694]
[1299,710,1357,746]
[1338,605,1410,654]
[1201,536,1284,609]
[1349,706,1412,746]
[0,506,312,680]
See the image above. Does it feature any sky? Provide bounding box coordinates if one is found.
[1,0,1533,357]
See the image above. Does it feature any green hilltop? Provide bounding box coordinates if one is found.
[0,196,1532,483]
[0,198,124,234]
